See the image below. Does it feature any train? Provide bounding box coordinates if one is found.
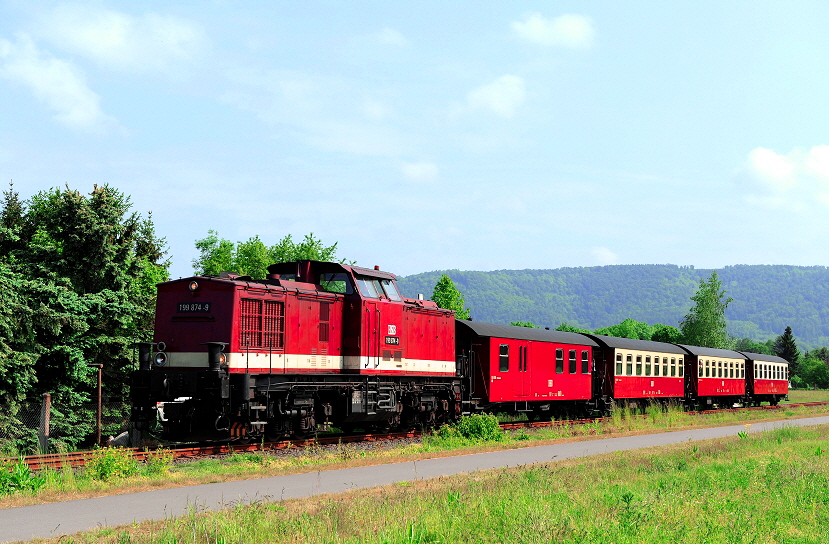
[130,259,789,442]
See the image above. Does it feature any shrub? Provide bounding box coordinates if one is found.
[437,414,503,442]
[86,447,139,481]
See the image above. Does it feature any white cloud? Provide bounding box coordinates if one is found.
[592,246,618,265]
[466,75,526,118]
[376,27,408,47]
[511,13,595,49]
[744,145,829,209]
[37,4,205,72]
[401,162,438,182]
[0,33,115,131]
[747,147,798,191]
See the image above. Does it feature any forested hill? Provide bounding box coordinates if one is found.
[396,265,829,348]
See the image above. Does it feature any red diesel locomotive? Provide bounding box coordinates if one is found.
[130,260,789,442]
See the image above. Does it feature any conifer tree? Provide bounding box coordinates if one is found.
[431,274,470,319]
[773,325,800,376]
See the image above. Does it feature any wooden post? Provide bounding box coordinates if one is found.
[96,364,103,447]
[38,393,51,454]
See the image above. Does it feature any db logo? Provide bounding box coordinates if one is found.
[387,324,397,335]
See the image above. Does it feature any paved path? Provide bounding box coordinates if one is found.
[3,415,829,543]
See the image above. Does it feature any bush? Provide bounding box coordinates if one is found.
[86,447,139,481]
[437,414,503,442]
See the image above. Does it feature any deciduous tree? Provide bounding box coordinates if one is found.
[431,274,470,320]
[193,231,346,279]
[679,271,733,349]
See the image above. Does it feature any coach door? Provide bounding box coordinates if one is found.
[514,342,531,397]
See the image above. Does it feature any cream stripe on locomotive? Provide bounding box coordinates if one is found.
[159,351,454,374]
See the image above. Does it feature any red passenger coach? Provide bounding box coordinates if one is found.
[681,345,747,409]
[741,352,788,406]
[588,335,685,408]
[456,321,599,418]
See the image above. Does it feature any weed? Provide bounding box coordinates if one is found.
[144,448,175,476]
[0,457,46,495]
[86,447,139,481]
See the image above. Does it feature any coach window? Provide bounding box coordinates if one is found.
[626,354,633,376]
[671,358,676,377]
[729,362,734,379]
[653,356,660,376]
[679,359,684,377]
[703,360,708,377]
[616,353,623,375]
[636,355,643,376]
[581,351,589,374]
[499,345,509,372]
[569,350,577,374]
[556,349,564,374]
[645,356,652,376]
[698,361,703,377]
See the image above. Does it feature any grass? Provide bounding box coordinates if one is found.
[3,402,829,510]
[785,389,829,403]
[47,423,829,543]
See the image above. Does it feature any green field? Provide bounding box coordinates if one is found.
[58,423,829,543]
[785,389,829,403]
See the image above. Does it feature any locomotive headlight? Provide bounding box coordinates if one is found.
[218,353,227,364]
[154,352,167,366]
[188,281,199,291]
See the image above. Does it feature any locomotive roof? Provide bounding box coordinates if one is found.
[584,334,686,354]
[457,321,599,346]
[739,352,789,364]
[678,344,746,359]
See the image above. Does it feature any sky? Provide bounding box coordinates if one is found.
[2,1,829,280]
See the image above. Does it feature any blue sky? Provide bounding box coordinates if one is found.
[2,1,829,279]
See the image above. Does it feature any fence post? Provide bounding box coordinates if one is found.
[38,393,51,454]
[96,364,103,447]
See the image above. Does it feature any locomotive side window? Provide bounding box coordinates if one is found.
[636,355,642,376]
[568,350,577,374]
[616,353,623,375]
[380,279,403,301]
[626,354,633,375]
[319,272,354,294]
[582,350,589,373]
[556,349,564,374]
[499,344,509,372]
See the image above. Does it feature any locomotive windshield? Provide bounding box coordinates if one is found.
[355,275,402,301]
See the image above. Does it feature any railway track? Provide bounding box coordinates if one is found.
[13,401,828,471]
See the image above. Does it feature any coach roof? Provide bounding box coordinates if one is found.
[585,334,686,354]
[457,321,599,346]
[739,352,789,364]
[679,345,746,359]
